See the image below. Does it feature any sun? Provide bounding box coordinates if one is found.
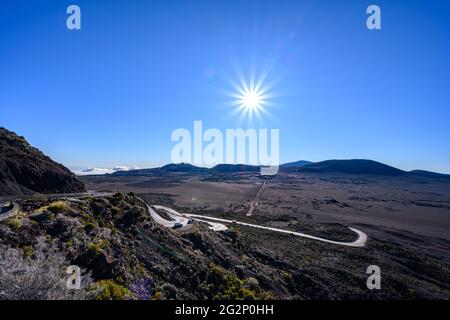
[240,89,263,110]
[226,71,274,120]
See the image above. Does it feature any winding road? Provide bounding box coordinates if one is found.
[1,193,368,248]
[143,202,368,248]
[0,202,19,222]
[0,191,113,222]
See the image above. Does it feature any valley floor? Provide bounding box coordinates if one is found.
[1,172,449,300]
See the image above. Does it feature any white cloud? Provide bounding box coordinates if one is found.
[73,166,141,176]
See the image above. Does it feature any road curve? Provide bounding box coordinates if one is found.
[187,217,228,231]
[186,214,367,247]
[0,202,19,222]
[148,205,191,228]
[0,191,114,222]
[145,203,226,231]
[1,194,367,247]
[149,204,368,248]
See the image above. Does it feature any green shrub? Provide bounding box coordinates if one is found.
[84,222,95,233]
[110,193,124,206]
[31,193,48,202]
[283,272,294,282]
[111,207,121,216]
[205,263,257,300]
[87,240,108,256]
[87,243,102,255]
[95,279,131,300]
[80,213,96,225]
[47,201,69,214]
[6,218,21,230]
[110,226,119,235]
[22,245,33,258]
[152,291,163,300]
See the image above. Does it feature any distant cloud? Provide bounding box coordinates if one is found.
[73,166,140,176]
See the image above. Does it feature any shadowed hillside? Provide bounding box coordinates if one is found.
[288,159,406,175]
[110,160,449,179]
[1,192,449,299]
[0,127,85,196]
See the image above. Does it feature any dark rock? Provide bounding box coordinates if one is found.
[0,127,85,196]
[29,212,52,223]
[74,251,119,280]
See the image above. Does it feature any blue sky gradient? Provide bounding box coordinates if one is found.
[1,0,449,173]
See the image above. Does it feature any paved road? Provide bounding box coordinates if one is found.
[150,205,191,228]
[186,214,367,247]
[186,217,228,231]
[147,204,368,247]
[144,202,226,231]
[1,193,367,247]
[0,202,19,222]
[0,191,113,203]
[0,191,114,222]
[0,203,10,214]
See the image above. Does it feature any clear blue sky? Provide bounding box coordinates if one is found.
[1,0,449,173]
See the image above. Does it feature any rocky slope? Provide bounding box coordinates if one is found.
[0,127,85,196]
[1,192,449,300]
[0,193,276,299]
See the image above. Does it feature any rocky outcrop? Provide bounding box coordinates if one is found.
[0,127,85,196]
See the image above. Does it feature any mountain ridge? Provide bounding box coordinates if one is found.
[0,127,85,196]
[109,159,450,179]
[287,159,405,175]
[280,160,312,168]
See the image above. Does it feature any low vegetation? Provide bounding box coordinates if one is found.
[1,192,449,300]
[0,238,93,300]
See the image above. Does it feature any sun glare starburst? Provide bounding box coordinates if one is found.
[240,88,263,110]
[226,71,275,120]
